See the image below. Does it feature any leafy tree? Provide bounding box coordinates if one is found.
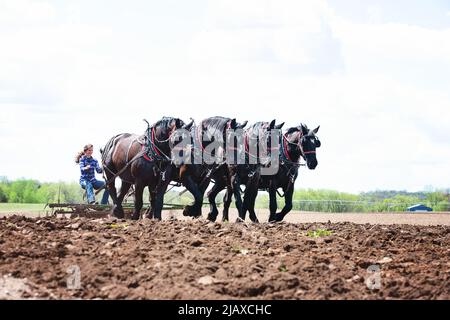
[0,186,7,202]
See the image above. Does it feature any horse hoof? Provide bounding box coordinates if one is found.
[183,206,192,217]
[131,214,140,220]
[235,217,244,223]
[113,211,124,219]
[207,214,217,222]
[193,208,203,218]
[112,205,124,219]
[183,205,201,217]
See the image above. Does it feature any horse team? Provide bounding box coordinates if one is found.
[101,116,320,223]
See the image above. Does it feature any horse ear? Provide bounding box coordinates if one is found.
[275,122,285,130]
[269,119,276,129]
[230,118,237,129]
[313,125,320,134]
[183,118,194,131]
[299,123,308,135]
[175,119,183,129]
[237,120,248,129]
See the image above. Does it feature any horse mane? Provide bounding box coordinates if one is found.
[286,126,300,135]
[151,116,180,131]
[202,116,231,137]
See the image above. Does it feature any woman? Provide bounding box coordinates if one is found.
[75,144,109,204]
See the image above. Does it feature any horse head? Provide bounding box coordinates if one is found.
[296,124,321,169]
[146,117,188,161]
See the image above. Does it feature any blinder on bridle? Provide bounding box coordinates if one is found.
[314,137,321,148]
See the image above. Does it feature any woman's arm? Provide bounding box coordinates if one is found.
[95,159,103,174]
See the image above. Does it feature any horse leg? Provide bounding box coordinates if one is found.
[246,188,259,223]
[145,190,156,219]
[117,181,132,205]
[152,167,173,220]
[231,173,245,222]
[206,182,225,222]
[105,172,124,218]
[245,171,260,223]
[222,186,233,222]
[276,185,294,222]
[114,181,132,218]
[182,176,204,218]
[131,181,145,220]
[268,183,278,222]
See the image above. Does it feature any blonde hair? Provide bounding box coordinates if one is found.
[75,144,94,164]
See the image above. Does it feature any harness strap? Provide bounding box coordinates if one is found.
[151,127,162,157]
[142,145,153,162]
[143,126,172,162]
[282,134,293,162]
[196,122,205,152]
[126,138,137,163]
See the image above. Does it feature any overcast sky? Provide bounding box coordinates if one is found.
[0,0,449,193]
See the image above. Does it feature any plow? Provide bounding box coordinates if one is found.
[45,183,189,218]
[45,202,186,218]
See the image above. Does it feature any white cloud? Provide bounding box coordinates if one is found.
[367,5,382,24]
[0,0,56,25]
[190,0,340,71]
[205,0,330,30]
[331,18,450,79]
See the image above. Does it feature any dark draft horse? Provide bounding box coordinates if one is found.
[219,123,321,222]
[206,120,284,223]
[155,116,248,219]
[101,117,193,220]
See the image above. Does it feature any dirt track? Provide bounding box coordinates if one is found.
[1,213,449,299]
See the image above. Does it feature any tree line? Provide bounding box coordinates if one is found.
[0,177,84,204]
[0,177,448,212]
[255,189,449,212]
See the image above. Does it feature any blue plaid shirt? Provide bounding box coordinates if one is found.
[79,156,103,183]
